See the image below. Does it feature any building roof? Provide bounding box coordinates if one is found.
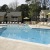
[40,10,50,15]
[0,12,6,16]
[7,12,21,17]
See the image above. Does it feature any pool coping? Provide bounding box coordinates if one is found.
[0,24,50,29]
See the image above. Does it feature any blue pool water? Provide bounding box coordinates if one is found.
[0,24,50,44]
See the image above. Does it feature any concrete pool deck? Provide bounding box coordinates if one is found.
[0,37,50,50]
[0,24,50,50]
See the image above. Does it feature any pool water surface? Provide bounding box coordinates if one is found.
[0,24,50,44]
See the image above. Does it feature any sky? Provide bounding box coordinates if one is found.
[0,0,26,6]
[17,0,26,5]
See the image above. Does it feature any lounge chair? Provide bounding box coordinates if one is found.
[47,23,50,26]
[15,22,17,24]
[19,22,21,24]
[1,22,3,24]
[7,22,9,24]
[4,22,6,24]
[10,22,12,24]
[44,22,47,26]
[40,22,44,25]
[12,22,14,24]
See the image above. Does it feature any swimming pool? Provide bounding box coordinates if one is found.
[0,24,50,44]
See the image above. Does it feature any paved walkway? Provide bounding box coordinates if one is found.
[29,24,50,29]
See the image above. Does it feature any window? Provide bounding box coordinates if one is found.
[5,17,7,18]
[46,15,48,18]
[11,16,17,18]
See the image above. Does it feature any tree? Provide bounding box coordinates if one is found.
[0,7,1,11]
[16,6,21,11]
[1,4,9,22]
[26,0,30,1]
[28,3,41,21]
[9,8,14,12]
[21,4,29,17]
[21,4,29,22]
[1,4,9,12]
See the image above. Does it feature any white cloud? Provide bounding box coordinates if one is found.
[17,0,26,5]
[0,0,26,6]
[0,0,15,6]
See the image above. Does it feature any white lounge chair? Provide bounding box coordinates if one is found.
[19,22,21,24]
[47,23,50,26]
[10,22,12,24]
[15,22,17,24]
[12,22,14,24]
[44,22,47,25]
[1,22,3,24]
[4,22,6,24]
[7,22,9,24]
[40,22,44,25]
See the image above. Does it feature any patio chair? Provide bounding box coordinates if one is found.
[7,22,9,24]
[40,22,44,25]
[19,22,21,24]
[10,22,12,24]
[4,22,6,24]
[47,23,50,26]
[15,22,17,24]
[12,22,14,24]
[44,22,47,26]
[1,22,3,24]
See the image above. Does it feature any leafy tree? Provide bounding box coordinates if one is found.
[9,8,14,12]
[26,0,30,1]
[28,3,41,21]
[21,4,29,17]
[1,4,9,12]
[16,6,21,11]
[21,4,29,22]
[0,7,1,11]
[0,4,9,23]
